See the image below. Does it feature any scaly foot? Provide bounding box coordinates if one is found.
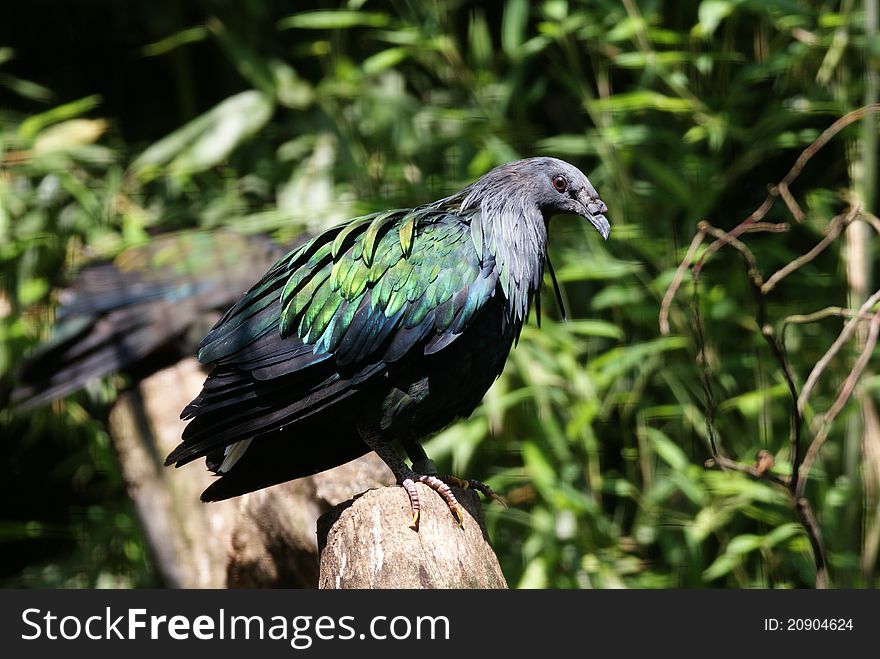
[357,429,500,529]
[400,470,464,529]
[400,469,505,529]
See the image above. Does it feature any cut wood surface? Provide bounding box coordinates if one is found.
[317,485,508,589]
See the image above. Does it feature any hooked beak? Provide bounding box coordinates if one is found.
[577,189,610,241]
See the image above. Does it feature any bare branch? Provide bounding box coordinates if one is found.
[783,306,873,328]
[704,453,790,488]
[691,271,722,461]
[698,221,763,285]
[797,310,880,500]
[795,497,829,588]
[654,108,880,589]
[781,104,880,187]
[659,229,706,335]
[690,229,792,492]
[694,104,880,273]
[658,105,880,333]
[781,306,876,348]
[762,210,857,294]
[690,223,828,582]
[693,197,778,274]
[776,182,805,223]
[798,289,880,414]
[859,211,880,235]
[746,222,792,233]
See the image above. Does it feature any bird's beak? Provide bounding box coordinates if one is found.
[577,189,610,241]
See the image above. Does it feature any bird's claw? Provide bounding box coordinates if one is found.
[401,474,464,529]
[440,475,508,508]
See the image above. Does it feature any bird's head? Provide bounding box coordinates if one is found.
[519,157,610,240]
[453,157,609,322]
[460,157,610,241]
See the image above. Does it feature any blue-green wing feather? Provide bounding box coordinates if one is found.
[278,208,495,367]
[169,207,498,468]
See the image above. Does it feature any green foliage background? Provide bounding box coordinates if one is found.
[1,0,878,588]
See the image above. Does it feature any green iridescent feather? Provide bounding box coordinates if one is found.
[273,207,490,358]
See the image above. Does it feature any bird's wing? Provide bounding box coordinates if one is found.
[11,230,284,409]
[168,207,499,467]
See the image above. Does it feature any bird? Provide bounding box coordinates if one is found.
[10,230,287,410]
[165,157,610,527]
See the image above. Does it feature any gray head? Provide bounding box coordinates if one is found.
[459,156,610,240]
[450,157,609,324]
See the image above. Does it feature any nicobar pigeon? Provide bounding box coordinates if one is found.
[165,158,610,527]
[11,231,286,410]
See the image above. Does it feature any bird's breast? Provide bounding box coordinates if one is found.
[378,295,517,439]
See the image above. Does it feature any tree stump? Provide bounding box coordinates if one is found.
[317,484,508,589]
[108,357,394,588]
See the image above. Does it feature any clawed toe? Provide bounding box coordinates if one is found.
[402,473,464,529]
[400,471,505,529]
[439,475,508,508]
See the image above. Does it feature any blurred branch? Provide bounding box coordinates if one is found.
[762,209,858,294]
[660,222,787,335]
[694,265,788,491]
[690,271,719,461]
[678,104,880,277]
[688,221,799,487]
[655,103,880,587]
[682,196,880,589]
[704,452,789,488]
[798,288,880,414]
[777,182,805,223]
[659,231,705,336]
[688,219,828,585]
[797,309,880,502]
[781,306,876,348]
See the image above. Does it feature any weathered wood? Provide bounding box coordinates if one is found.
[108,357,393,588]
[225,453,394,588]
[317,484,508,589]
[109,358,236,588]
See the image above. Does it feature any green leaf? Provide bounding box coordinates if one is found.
[278,11,390,30]
[644,427,690,472]
[502,0,529,59]
[18,278,49,305]
[142,26,208,57]
[555,254,642,281]
[522,440,558,498]
[695,0,738,38]
[727,534,762,556]
[18,95,102,141]
[204,19,313,110]
[468,11,493,68]
[613,51,691,68]
[517,557,549,589]
[719,383,788,416]
[587,337,688,387]
[363,48,409,75]
[702,553,738,581]
[587,91,694,114]
[131,91,274,179]
[764,523,802,548]
[33,119,107,155]
[563,319,624,340]
[0,72,53,103]
[208,19,276,96]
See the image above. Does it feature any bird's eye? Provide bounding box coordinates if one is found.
[552,175,568,193]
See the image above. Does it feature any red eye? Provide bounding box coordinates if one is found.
[552,175,567,192]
